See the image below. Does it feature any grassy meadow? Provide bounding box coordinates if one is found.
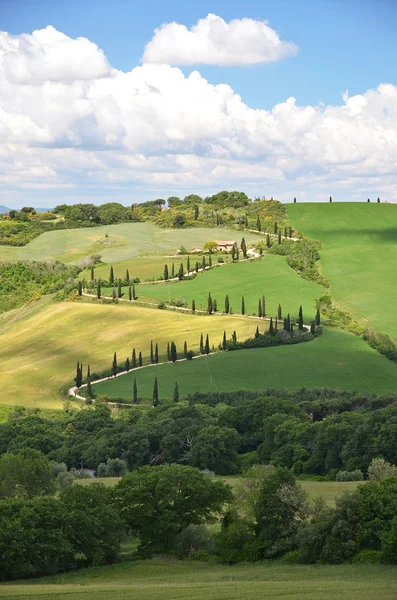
[93,327,397,400]
[0,222,258,265]
[118,255,324,317]
[1,561,396,600]
[288,202,397,339]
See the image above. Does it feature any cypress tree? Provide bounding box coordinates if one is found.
[194,205,199,220]
[213,299,217,312]
[128,285,132,301]
[138,351,143,367]
[202,255,206,271]
[75,361,82,388]
[290,323,294,333]
[155,343,159,363]
[262,295,266,317]
[205,334,210,355]
[232,331,237,344]
[112,286,116,300]
[310,322,316,335]
[255,326,260,338]
[245,214,248,227]
[184,340,188,358]
[257,215,261,232]
[150,341,154,363]
[112,352,117,377]
[118,279,122,298]
[167,342,171,361]
[329,196,333,203]
[171,262,175,278]
[195,261,199,273]
[207,293,213,315]
[269,317,274,335]
[266,234,271,248]
[315,308,321,326]
[178,263,184,280]
[200,333,204,354]
[216,213,220,226]
[132,283,136,300]
[133,378,138,403]
[298,305,304,330]
[126,269,130,284]
[236,246,239,261]
[367,198,370,203]
[109,266,114,284]
[294,197,297,203]
[274,221,278,234]
[278,304,282,319]
[123,357,130,372]
[209,252,212,268]
[187,255,191,273]
[86,365,93,398]
[222,330,227,350]
[152,377,159,407]
[241,237,247,258]
[284,226,287,238]
[77,280,82,296]
[225,294,230,314]
[173,381,179,403]
[377,197,380,203]
[231,246,236,261]
[97,280,101,299]
[278,230,282,244]
[241,296,245,315]
[275,317,278,332]
[283,317,287,331]
[170,341,177,362]
[90,266,95,281]
[286,314,291,332]
[258,298,262,318]
[132,349,137,368]
[164,264,169,281]
[192,299,196,313]
[289,226,292,238]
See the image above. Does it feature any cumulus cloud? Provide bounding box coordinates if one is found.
[142,13,298,66]
[0,25,397,205]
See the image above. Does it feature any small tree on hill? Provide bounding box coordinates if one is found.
[195,261,199,273]
[241,296,245,315]
[132,349,137,368]
[200,333,204,354]
[278,304,282,319]
[125,357,130,372]
[194,205,199,220]
[132,283,136,300]
[192,299,196,313]
[298,305,304,330]
[138,351,143,367]
[294,197,297,203]
[278,230,282,244]
[202,255,206,271]
[77,280,82,296]
[173,381,179,403]
[236,246,239,261]
[269,317,274,336]
[90,266,95,281]
[167,342,171,361]
[178,263,184,281]
[315,308,321,326]
[255,326,260,338]
[171,263,175,278]
[112,286,117,300]
[232,331,237,344]
[289,226,292,238]
[112,352,118,377]
[222,331,227,350]
[266,234,271,248]
[231,246,236,261]
[97,280,101,299]
[329,196,333,202]
[118,279,122,298]
[205,334,210,355]
[126,269,130,284]
[258,298,262,318]
[274,221,278,234]
[225,294,230,314]
[207,293,213,315]
[75,361,82,388]
[150,341,154,364]
[155,343,159,363]
[184,340,188,358]
[109,266,114,284]
[241,237,247,258]
[310,322,316,334]
[128,285,132,301]
[152,377,159,407]
[257,215,261,232]
[187,255,191,273]
[377,197,381,203]
[170,342,177,363]
[367,198,370,203]
[86,365,93,399]
[133,378,138,403]
[164,264,169,281]
[262,295,266,317]
[213,298,217,312]
[208,252,212,268]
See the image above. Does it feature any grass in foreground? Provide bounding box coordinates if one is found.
[121,255,324,318]
[1,561,396,600]
[93,327,397,400]
[288,202,397,340]
[0,298,262,408]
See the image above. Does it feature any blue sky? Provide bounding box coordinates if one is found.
[0,0,396,206]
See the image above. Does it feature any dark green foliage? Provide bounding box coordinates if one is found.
[195,261,199,273]
[298,305,304,330]
[170,342,177,363]
[262,295,266,317]
[90,266,95,281]
[184,341,188,358]
[207,293,213,315]
[204,334,210,355]
[86,365,93,399]
[125,358,130,372]
[225,294,230,314]
[258,299,262,318]
[222,330,227,350]
[164,264,169,280]
[150,341,154,364]
[138,351,143,367]
[216,517,261,564]
[213,298,217,312]
[202,255,206,271]
[316,308,321,325]
[171,262,175,278]
[97,279,101,299]
[289,226,292,237]
[255,326,260,338]
[128,285,132,301]
[77,280,82,296]
[0,449,55,499]
[310,322,316,334]
[241,296,245,315]
[256,215,261,232]
[278,230,282,244]
[241,237,247,258]
[125,269,130,284]
[278,304,282,319]
[75,361,83,388]
[132,283,136,300]
[112,285,117,300]
[269,317,274,335]
[131,349,137,369]
[155,343,159,363]
[167,342,171,361]
[173,381,180,403]
[187,255,191,273]
[133,378,138,403]
[192,299,196,312]
[178,263,184,280]
[294,197,297,203]
[266,234,271,248]
[329,196,332,202]
[274,221,278,234]
[194,205,199,220]
[112,352,117,377]
[152,377,159,407]
[363,329,397,363]
[377,197,381,203]
[109,266,114,284]
[190,425,240,474]
[117,279,122,298]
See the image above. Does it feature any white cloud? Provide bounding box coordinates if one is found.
[0,26,397,206]
[142,13,298,66]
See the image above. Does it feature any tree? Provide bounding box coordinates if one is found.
[195,261,199,273]
[241,296,245,315]
[184,341,188,358]
[286,314,291,332]
[109,266,114,284]
[289,226,292,238]
[294,197,297,203]
[155,343,159,363]
[77,280,82,296]
[262,295,266,317]
[278,304,282,320]
[194,205,199,220]
[117,279,122,298]
[241,237,247,258]
[113,465,232,553]
[173,381,180,403]
[178,263,184,281]
[274,221,278,234]
[190,426,240,474]
[298,305,304,330]
[97,280,101,299]
[213,298,217,312]
[132,349,137,369]
[367,458,397,481]
[167,342,171,361]
[222,330,227,350]
[236,246,239,261]
[266,234,271,248]
[207,293,213,315]
[125,269,130,284]
[75,361,83,388]
[377,197,381,203]
[125,357,130,372]
[187,255,191,273]
[310,322,316,335]
[163,264,169,281]
[0,449,55,499]
[133,377,138,403]
[192,299,196,313]
[315,308,321,326]
[174,214,186,228]
[138,352,143,367]
[284,226,287,238]
[278,230,282,244]
[171,263,175,278]
[225,294,230,314]
[170,342,177,363]
[203,240,218,254]
[200,333,204,354]
[258,299,262,318]
[205,334,210,355]
[329,196,333,202]
[256,215,261,232]
[202,255,206,271]
[112,352,118,377]
[232,331,237,344]
[86,365,93,398]
[112,286,117,300]
[269,317,274,335]
[255,326,260,338]
[132,283,136,300]
[231,246,236,261]
[367,198,370,203]
[152,377,159,407]
[128,285,132,301]
[209,252,212,268]
[90,266,95,281]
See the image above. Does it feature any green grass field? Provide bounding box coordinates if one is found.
[93,327,397,400]
[0,223,258,265]
[0,297,263,408]
[118,255,323,317]
[1,561,396,600]
[288,203,397,339]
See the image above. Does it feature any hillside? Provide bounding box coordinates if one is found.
[287,203,397,339]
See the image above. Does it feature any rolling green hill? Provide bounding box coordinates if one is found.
[287,202,397,339]
[112,255,323,318]
[93,327,397,400]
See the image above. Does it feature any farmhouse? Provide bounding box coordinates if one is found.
[216,240,238,252]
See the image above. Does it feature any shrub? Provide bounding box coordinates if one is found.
[157,301,166,309]
[175,525,215,558]
[278,550,300,563]
[170,297,187,307]
[186,350,195,360]
[217,257,224,263]
[368,458,397,481]
[336,469,363,482]
[216,519,261,563]
[351,549,382,564]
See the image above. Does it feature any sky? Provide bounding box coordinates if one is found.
[0,0,396,207]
